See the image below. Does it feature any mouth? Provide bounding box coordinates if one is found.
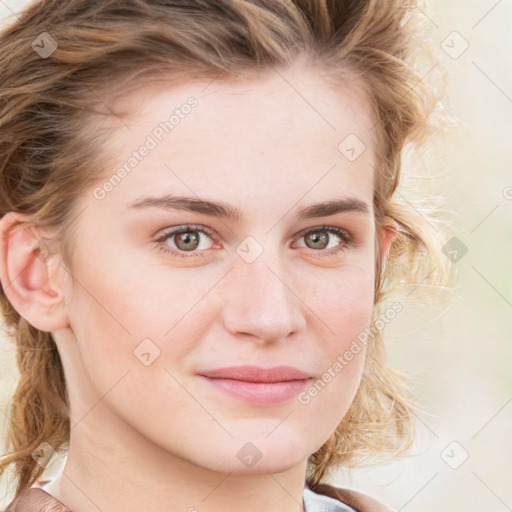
[197,365,313,406]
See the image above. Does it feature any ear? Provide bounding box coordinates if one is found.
[0,212,70,332]
[378,216,398,262]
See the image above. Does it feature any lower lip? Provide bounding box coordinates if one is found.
[200,376,312,405]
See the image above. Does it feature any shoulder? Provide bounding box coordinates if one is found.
[4,481,71,512]
[308,481,396,512]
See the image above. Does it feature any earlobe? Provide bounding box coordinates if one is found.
[0,212,69,332]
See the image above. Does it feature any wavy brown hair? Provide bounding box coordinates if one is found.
[0,0,452,502]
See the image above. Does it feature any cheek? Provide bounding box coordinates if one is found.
[299,262,375,410]
[63,249,217,402]
[331,272,374,339]
[305,258,376,337]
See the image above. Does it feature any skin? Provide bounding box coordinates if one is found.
[0,59,397,512]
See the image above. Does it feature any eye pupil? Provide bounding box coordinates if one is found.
[160,225,347,258]
[175,230,200,251]
[305,231,329,249]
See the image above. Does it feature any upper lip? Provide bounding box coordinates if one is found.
[198,365,312,383]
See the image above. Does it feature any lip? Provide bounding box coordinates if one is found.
[198,365,312,382]
[198,365,313,406]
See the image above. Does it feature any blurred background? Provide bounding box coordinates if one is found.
[0,1,511,511]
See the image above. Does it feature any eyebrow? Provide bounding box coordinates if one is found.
[128,194,370,221]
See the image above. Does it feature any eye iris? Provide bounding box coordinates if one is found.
[166,227,341,254]
[305,230,329,249]
[175,230,200,251]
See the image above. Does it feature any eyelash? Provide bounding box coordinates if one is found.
[155,224,356,258]
[155,224,355,259]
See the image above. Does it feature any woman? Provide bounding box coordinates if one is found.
[0,1,450,511]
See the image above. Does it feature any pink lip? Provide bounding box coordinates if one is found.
[198,365,311,382]
[198,365,313,406]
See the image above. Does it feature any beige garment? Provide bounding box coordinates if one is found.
[311,482,396,512]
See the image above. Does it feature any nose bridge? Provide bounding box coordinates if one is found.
[221,248,305,343]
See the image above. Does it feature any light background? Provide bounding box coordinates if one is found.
[0,1,510,510]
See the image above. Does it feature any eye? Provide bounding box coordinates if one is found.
[292,225,354,258]
[154,224,354,259]
[155,225,217,258]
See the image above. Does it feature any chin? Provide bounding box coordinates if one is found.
[213,433,310,474]
[204,451,306,476]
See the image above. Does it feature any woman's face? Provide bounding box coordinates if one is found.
[55,62,391,475]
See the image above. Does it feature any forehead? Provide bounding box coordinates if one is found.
[91,61,377,215]
[114,63,375,141]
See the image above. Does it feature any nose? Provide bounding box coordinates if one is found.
[221,255,306,345]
